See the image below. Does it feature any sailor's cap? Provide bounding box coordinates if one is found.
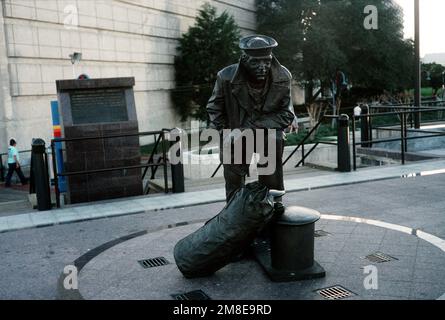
[239,35,278,57]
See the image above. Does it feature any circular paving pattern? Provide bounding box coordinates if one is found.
[70,216,445,300]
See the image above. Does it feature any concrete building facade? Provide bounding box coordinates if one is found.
[0,0,256,153]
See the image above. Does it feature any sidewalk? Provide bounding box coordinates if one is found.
[1,159,445,234]
[0,184,32,217]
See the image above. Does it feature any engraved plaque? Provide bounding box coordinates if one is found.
[70,88,128,125]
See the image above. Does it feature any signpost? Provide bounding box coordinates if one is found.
[414,0,421,129]
[51,101,67,193]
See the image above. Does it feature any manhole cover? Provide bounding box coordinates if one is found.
[316,285,355,300]
[364,252,398,263]
[172,290,211,301]
[138,257,170,269]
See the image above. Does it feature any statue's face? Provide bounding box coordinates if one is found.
[243,55,273,82]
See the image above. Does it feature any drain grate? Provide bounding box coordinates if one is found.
[364,252,398,263]
[317,285,355,300]
[138,257,170,269]
[315,230,330,237]
[172,290,211,301]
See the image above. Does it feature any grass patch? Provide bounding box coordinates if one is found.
[408,87,444,97]
[284,123,337,147]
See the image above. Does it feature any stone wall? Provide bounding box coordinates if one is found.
[0,0,256,154]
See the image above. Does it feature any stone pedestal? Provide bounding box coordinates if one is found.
[56,77,142,204]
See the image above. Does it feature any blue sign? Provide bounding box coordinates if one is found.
[51,101,67,193]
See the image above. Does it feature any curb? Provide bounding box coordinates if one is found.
[2,160,445,234]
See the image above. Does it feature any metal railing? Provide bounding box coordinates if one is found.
[350,105,445,170]
[283,118,338,168]
[209,119,339,178]
[282,104,445,172]
[51,129,170,208]
[282,105,360,169]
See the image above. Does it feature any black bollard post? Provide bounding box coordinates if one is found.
[31,139,52,211]
[337,114,351,172]
[360,104,372,148]
[253,205,326,282]
[169,129,185,193]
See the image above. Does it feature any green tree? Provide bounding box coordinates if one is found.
[257,0,415,105]
[422,63,445,96]
[172,3,241,121]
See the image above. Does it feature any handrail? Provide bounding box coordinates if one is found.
[351,104,445,170]
[211,163,222,178]
[57,163,165,177]
[286,104,445,171]
[330,107,445,119]
[0,149,33,156]
[370,104,445,110]
[52,130,165,143]
[209,116,338,177]
[355,131,445,146]
[51,129,171,208]
[371,127,444,135]
[210,104,445,173]
[282,119,325,166]
[372,98,444,107]
[295,142,320,168]
[141,133,162,181]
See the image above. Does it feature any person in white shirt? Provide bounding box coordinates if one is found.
[5,139,28,187]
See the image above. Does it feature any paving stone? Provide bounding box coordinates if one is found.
[73,217,445,300]
[377,265,415,282]
[415,244,444,257]
[337,276,412,299]
[2,164,445,299]
[351,224,387,238]
[378,243,419,257]
[341,242,382,254]
[315,241,346,253]
[314,251,340,264]
[411,281,445,300]
[323,225,358,235]
[415,256,445,271]
[381,234,420,246]
[413,267,445,284]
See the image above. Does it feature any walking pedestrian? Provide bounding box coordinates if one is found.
[5,138,28,187]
